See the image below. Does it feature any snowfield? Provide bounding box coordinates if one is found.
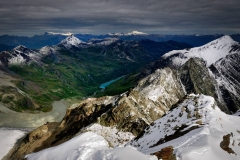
[26,132,157,160]
[130,94,240,160]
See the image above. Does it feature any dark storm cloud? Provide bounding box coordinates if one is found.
[0,0,240,36]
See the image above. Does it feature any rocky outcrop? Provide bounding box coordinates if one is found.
[7,67,186,159]
[220,134,236,154]
[152,146,176,160]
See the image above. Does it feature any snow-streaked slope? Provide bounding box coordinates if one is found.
[162,35,239,67]
[209,50,240,112]
[59,35,85,49]
[130,94,240,160]
[12,45,41,64]
[39,46,58,55]
[0,128,26,159]
[26,132,157,160]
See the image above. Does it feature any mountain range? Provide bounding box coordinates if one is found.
[0,35,191,112]
[1,35,239,160]
[1,31,240,51]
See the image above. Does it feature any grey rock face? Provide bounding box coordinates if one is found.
[209,51,240,112]
[100,68,186,135]
[177,58,229,112]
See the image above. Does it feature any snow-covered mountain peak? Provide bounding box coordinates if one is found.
[215,35,234,42]
[13,45,28,52]
[61,34,84,44]
[205,35,236,49]
[59,35,85,49]
[162,35,239,67]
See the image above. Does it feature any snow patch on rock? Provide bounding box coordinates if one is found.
[82,123,135,147]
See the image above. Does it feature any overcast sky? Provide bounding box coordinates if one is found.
[0,0,240,36]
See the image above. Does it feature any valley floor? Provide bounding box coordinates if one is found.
[0,100,69,128]
[0,100,70,159]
